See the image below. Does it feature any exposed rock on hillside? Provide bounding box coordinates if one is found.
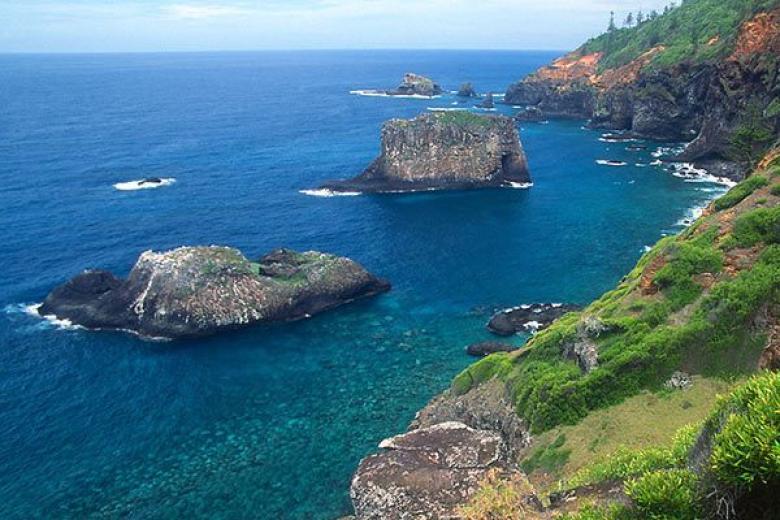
[487,303,580,336]
[39,247,389,339]
[321,112,531,193]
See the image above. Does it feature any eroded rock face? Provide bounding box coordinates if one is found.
[350,422,513,520]
[39,246,390,339]
[322,112,530,193]
[487,303,580,336]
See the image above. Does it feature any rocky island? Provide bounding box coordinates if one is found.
[457,82,478,98]
[38,246,389,339]
[388,73,442,97]
[320,112,531,193]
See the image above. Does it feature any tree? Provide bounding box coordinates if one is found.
[625,12,634,27]
[637,10,644,24]
[608,11,617,32]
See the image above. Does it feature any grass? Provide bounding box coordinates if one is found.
[522,377,734,485]
[432,111,496,128]
[712,175,768,210]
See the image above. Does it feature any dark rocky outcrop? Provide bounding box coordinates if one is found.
[387,73,442,97]
[515,106,546,122]
[457,82,478,97]
[39,246,390,339]
[478,92,495,109]
[321,112,531,193]
[487,303,580,336]
[466,341,517,357]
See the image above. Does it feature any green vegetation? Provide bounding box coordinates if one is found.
[730,104,777,164]
[625,469,699,520]
[521,377,733,482]
[712,174,768,210]
[580,0,780,71]
[728,205,780,246]
[432,111,495,128]
[451,168,779,434]
[520,434,571,475]
[557,372,779,519]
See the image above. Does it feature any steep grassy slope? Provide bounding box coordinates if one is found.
[582,0,780,70]
[452,152,780,518]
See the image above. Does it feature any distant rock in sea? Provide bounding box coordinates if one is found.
[388,73,443,97]
[478,92,495,109]
[514,106,546,122]
[38,246,390,339]
[487,303,580,336]
[320,112,531,193]
[456,82,478,97]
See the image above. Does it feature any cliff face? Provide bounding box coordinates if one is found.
[39,247,389,339]
[505,5,780,180]
[323,112,530,193]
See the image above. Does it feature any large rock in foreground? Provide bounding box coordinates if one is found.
[488,303,580,336]
[39,247,390,339]
[322,112,531,193]
[350,422,515,520]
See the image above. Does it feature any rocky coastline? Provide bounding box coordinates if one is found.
[320,112,531,193]
[503,9,780,181]
[38,246,389,339]
[487,302,580,336]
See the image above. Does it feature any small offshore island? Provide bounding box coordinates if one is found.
[321,112,531,193]
[38,247,389,339]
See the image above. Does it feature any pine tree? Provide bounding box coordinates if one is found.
[608,11,616,32]
[625,12,634,27]
[637,10,644,24]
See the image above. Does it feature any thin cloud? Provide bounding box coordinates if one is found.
[163,4,250,20]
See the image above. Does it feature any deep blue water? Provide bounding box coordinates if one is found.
[0,51,726,519]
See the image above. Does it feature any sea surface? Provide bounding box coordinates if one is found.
[0,50,727,519]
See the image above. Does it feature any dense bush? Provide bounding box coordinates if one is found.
[712,175,768,210]
[728,206,780,247]
[625,469,700,520]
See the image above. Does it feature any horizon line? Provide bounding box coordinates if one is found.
[0,47,569,56]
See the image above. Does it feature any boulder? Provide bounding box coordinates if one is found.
[457,82,478,97]
[350,422,514,520]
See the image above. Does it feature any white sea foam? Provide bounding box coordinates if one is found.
[596,160,627,167]
[475,107,497,112]
[427,107,468,112]
[9,303,86,331]
[539,120,550,125]
[523,320,542,331]
[599,136,637,143]
[643,245,653,253]
[114,178,176,191]
[300,188,361,197]
[505,181,533,189]
[349,89,441,100]
[635,163,648,167]
[669,163,737,187]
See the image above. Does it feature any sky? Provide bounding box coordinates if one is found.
[0,0,674,53]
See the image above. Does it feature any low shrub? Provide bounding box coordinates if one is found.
[712,175,768,211]
[625,469,700,520]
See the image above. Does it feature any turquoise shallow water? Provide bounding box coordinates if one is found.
[0,51,727,518]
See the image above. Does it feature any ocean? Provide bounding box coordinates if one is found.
[0,50,727,518]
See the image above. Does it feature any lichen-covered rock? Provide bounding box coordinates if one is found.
[322,112,530,193]
[388,73,442,97]
[487,303,580,336]
[38,246,390,339]
[350,422,514,520]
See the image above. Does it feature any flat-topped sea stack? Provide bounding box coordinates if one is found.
[388,73,442,97]
[38,246,389,339]
[322,112,531,193]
